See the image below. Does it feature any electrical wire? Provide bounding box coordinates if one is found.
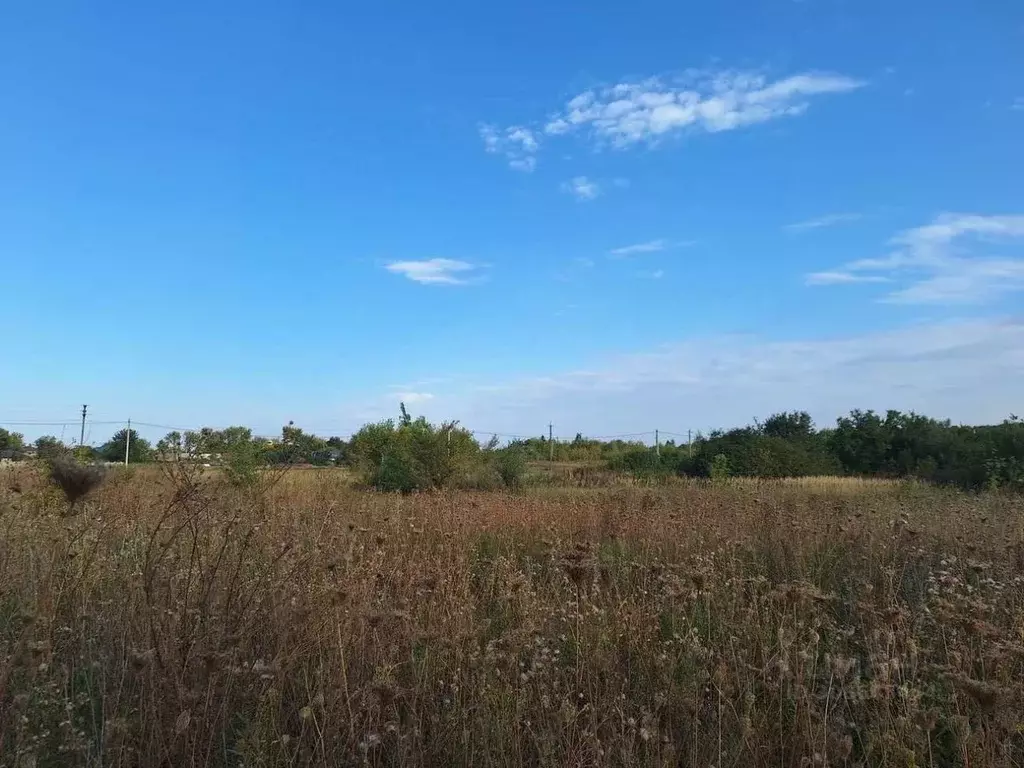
[3,419,694,443]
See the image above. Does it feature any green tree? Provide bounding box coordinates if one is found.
[35,435,68,460]
[207,426,267,485]
[491,445,527,489]
[276,422,329,464]
[761,411,815,441]
[349,406,481,492]
[325,437,349,464]
[99,429,153,463]
[0,429,25,452]
[828,410,890,474]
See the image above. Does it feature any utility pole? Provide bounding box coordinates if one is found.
[688,429,692,458]
[124,418,132,466]
[79,404,88,448]
[548,422,554,462]
[655,429,660,458]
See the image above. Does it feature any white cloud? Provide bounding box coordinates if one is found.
[480,69,861,168]
[1012,97,1024,112]
[785,212,863,232]
[609,239,667,256]
[479,124,539,171]
[639,269,665,279]
[561,176,600,200]
[807,213,1024,304]
[506,127,538,152]
[508,157,536,172]
[804,271,890,286]
[432,318,1024,435]
[541,70,863,147]
[385,258,479,285]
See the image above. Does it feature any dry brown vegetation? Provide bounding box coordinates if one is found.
[1,465,1023,767]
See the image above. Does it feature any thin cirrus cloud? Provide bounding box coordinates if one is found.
[480,69,864,168]
[561,176,600,200]
[385,258,480,285]
[609,239,667,256]
[421,317,1024,435]
[785,212,863,232]
[805,271,890,286]
[334,320,1023,435]
[805,213,1024,304]
[608,239,694,257]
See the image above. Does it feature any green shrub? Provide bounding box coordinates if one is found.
[492,446,527,489]
[349,406,482,492]
[608,447,665,480]
[709,453,731,481]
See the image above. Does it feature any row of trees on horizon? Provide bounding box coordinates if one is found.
[2,406,1022,492]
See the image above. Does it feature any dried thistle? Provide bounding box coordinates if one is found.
[949,672,1002,711]
[47,457,105,513]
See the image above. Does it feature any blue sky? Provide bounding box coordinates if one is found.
[2,0,1023,444]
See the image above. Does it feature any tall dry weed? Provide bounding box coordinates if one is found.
[0,469,1021,766]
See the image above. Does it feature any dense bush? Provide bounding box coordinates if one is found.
[118,407,1024,494]
[490,444,527,489]
[675,410,1023,491]
[688,428,839,479]
[350,407,1024,492]
[608,447,668,480]
[349,406,482,492]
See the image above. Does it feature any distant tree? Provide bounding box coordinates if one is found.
[325,436,349,464]
[99,429,153,464]
[35,436,68,460]
[207,426,267,485]
[828,410,890,475]
[275,422,329,464]
[0,429,25,452]
[761,411,815,441]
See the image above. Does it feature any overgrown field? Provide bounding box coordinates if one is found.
[1,467,1023,767]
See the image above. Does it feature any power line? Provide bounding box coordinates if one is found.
[0,420,81,426]
[2,417,694,446]
[131,421,193,432]
[469,430,533,440]
[0,420,124,427]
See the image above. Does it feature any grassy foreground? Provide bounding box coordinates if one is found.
[1,468,1023,767]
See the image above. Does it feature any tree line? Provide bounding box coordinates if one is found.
[609,410,1023,491]
[4,406,1021,492]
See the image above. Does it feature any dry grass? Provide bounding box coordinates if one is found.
[1,467,1023,766]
